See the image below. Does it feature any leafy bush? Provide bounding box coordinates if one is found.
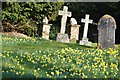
[49,24,59,40]
[2,2,64,36]
[2,20,37,37]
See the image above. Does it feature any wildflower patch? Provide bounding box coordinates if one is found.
[1,35,119,78]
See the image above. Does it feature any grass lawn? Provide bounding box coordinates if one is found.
[2,35,97,52]
[1,35,120,78]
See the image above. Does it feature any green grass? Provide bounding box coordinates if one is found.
[1,35,120,78]
[2,35,96,52]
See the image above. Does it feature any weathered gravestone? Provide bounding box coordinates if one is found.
[79,14,93,46]
[42,17,51,40]
[70,17,80,43]
[70,17,77,25]
[43,16,48,24]
[97,14,117,49]
[56,6,72,43]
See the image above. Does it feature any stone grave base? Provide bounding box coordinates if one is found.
[79,38,91,46]
[56,33,69,43]
[70,38,77,43]
[42,24,51,40]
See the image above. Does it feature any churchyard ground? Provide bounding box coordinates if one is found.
[1,35,120,78]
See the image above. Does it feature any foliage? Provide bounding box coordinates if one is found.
[65,2,120,22]
[3,20,37,36]
[2,2,64,23]
[2,2,64,36]
[1,35,119,78]
[2,2,120,42]
[49,24,59,40]
[65,2,120,43]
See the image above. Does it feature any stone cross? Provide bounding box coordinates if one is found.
[81,14,93,39]
[59,6,72,34]
[79,14,93,46]
[97,14,116,49]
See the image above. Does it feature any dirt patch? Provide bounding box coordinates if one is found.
[0,32,31,39]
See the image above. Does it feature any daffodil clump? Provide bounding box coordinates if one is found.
[2,35,38,44]
[1,35,119,78]
[2,48,119,78]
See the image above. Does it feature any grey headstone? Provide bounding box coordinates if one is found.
[56,33,69,43]
[97,14,116,49]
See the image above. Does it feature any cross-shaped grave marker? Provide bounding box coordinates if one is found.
[56,6,72,43]
[81,14,93,39]
[59,6,72,34]
[79,14,93,46]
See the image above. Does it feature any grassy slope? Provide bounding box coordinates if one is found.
[1,35,120,78]
[1,35,96,78]
[2,34,120,51]
[2,35,97,52]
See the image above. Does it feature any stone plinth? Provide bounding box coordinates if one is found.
[70,24,80,43]
[42,24,51,40]
[56,33,69,43]
[79,38,92,46]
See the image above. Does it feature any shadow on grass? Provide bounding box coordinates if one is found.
[66,43,97,49]
[2,72,36,78]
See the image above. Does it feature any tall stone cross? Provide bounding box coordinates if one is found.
[79,14,93,46]
[59,6,72,34]
[81,14,93,39]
